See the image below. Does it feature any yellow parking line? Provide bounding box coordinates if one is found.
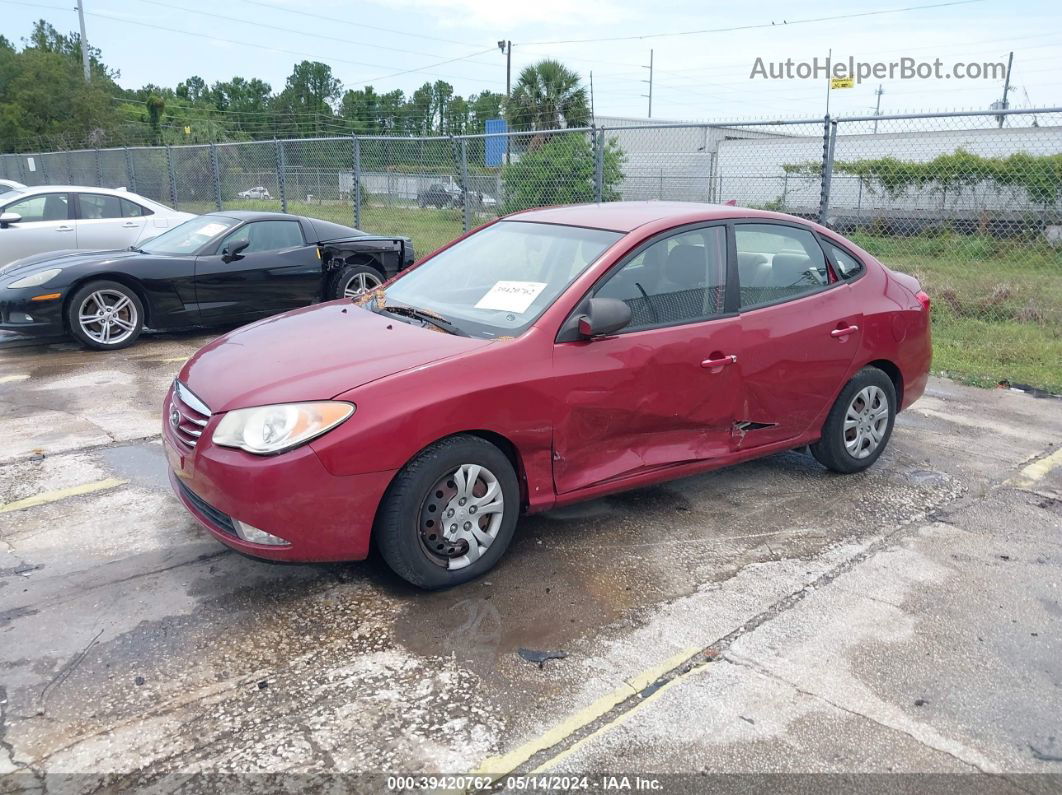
[0,374,30,384]
[1008,447,1062,488]
[0,478,128,513]
[471,647,698,780]
[159,356,189,363]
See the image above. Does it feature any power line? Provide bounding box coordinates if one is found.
[523,0,986,44]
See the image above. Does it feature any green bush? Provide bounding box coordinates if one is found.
[502,133,625,212]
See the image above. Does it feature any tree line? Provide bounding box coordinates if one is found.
[1,20,592,152]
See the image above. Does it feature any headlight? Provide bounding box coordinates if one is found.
[8,268,62,289]
[212,401,355,455]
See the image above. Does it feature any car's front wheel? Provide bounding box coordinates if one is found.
[66,280,145,351]
[375,435,520,589]
[332,263,384,299]
[811,367,896,474]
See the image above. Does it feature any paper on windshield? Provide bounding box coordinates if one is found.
[474,281,547,313]
[197,222,229,238]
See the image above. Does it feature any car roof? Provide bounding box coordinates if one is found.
[505,201,819,233]
[204,210,301,221]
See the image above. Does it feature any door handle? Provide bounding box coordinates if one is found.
[701,354,737,368]
[121,222,138,228]
[57,225,73,232]
[831,325,859,338]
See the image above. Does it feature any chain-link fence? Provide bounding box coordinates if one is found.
[2,108,1060,391]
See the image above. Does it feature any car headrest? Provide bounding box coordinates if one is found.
[770,253,813,283]
[737,252,768,268]
[665,244,706,288]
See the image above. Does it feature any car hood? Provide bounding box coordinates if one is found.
[0,248,138,279]
[180,302,492,413]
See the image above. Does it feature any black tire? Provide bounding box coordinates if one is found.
[66,280,145,351]
[811,367,897,474]
[330,262,384,299]
[375,435,520,589]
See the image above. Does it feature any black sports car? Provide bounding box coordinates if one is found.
[0,211,413,350]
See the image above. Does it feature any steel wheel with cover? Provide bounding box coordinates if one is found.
[811,366,896,473]
[332,263,384,299]
[66,280,145,350]
[375,435,520,589]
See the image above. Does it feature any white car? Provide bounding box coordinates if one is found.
[237,186,272,200]
[0,179,26,196]
[0,186,194,267]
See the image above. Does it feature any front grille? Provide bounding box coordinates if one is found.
[169,381,210,450]
[177,478,237,537]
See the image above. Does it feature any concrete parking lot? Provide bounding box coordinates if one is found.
[1,329,1060,791]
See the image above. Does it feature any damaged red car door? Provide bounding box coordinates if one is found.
[551,224,743,494]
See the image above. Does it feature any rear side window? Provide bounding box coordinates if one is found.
[121,198,153,218]
[735,224,830,309]
[823,241,865,280]
[5,193,70,222]
[595,226,727,331]
[79,193,123,220]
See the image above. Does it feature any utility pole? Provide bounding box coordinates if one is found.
[873,84,884,133]
[498,39,512,163]
[589,70,596,126]
[76,0,91,82]
[998,50,1014,128]
[642,49,654,118]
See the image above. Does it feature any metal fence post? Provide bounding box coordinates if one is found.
[594,127,605,203]
[94,147,103,186]
[351,134,362,229]
[209,142,223,211]
[39,154,48,184]
[124,146,137,194]
[275,138,287,213]
[65,150,74,183]
[165,145,178,209]
[817,115,837,226]
[458,137,472,233]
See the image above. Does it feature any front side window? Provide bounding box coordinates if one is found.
[379,221,621,338]
[79,193,123,220]
[139,215,240,255]
[219,220,304,254]
[595,226,727,330]
[4,193,70,223]
[735,224,830,309]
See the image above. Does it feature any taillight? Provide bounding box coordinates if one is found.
[916,290,931,312]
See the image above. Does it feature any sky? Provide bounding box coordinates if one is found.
[2,0,1060,123]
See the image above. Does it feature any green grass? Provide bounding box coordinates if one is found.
[180,201,1062,393]
[849,231,1062,393]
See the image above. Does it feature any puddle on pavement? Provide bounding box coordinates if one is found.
[98,441,170,491]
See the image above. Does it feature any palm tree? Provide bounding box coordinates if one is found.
[507,60,590,131]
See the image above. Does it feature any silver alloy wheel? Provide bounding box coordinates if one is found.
[419,463,505,570]
[77,289,138,345]
[342,271,382,298]
[843,385,890,459]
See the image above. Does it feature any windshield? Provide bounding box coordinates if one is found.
[139,215,240,255]
[378,221,621,337]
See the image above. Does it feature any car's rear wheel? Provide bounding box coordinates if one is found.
[811,367,896,474]
[66,280,144,351]
[332,263,383,299]
[375,435,520,589]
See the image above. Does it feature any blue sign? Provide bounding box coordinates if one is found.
[485,118,508,167]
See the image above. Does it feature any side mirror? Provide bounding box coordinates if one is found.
[577,297,631,339]
[0,212,22,229]
[221,239,250,262]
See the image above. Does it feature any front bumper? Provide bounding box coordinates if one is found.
[0,288,65,336]
[164,390,396,562]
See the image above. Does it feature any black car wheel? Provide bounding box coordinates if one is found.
[332,263,384,299]
[811,367,897,474]
[66,280,145,351]
[375,435,520,589]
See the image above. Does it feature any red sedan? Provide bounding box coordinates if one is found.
[165,202,931,589]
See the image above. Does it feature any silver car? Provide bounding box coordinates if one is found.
[0,186,194,267]
[0,179,27,195]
